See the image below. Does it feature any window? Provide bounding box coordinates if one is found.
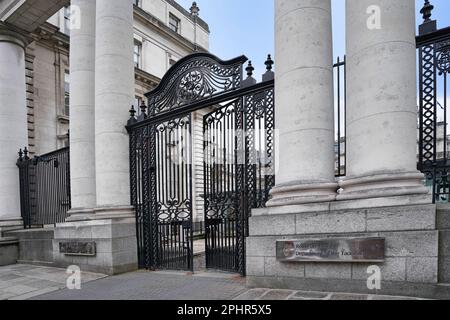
[63,6,71,35]
[64,71,70,116]
[134,40,142,68]
[169,13,180,33]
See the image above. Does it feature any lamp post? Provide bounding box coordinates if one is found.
[190,2,200,52]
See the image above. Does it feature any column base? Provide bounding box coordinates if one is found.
[266,182,338,207]
[53,206,137,275]
[66,206,135,222]
[337,172,429,201]
[0,218,23,236]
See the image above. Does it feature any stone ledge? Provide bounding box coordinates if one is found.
[250,204,436,236]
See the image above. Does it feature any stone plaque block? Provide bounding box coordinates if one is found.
[59,241,96,257]
[276,238,385,263]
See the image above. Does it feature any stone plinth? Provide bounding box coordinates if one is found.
[53,207,138,275]
[246,201,441,299]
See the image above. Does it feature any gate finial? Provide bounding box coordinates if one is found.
[263,54,275,82]
[137,100,148,122]
[419,0,437,35]
[242,61,257,88]
[265,54,274,71]
[23,147,29,160]
[421,0,434,23]
[246,61,254,77]
[127,105,137,126]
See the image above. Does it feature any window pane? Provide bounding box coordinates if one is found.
[64,71,70,116]
[169,14,179,33]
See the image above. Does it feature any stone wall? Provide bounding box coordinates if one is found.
[246,202,441,298]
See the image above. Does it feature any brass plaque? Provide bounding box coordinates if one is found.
[59,241,96,257]
[276,238,385,263]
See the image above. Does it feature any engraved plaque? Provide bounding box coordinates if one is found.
[276,238,385,263]
[59,241,96,257]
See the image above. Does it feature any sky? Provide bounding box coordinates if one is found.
[177,0,450,77]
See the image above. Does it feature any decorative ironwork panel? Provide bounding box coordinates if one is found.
[417,4,450,203]
[244,88,275,213]
[418,43,438,168]
[145,53,247,118]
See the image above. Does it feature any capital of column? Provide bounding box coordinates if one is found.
[0,23,28,50]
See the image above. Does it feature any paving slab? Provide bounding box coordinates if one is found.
[0,264,106,300]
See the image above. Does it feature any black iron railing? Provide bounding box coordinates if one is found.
[17,147,71,228]
[417,1,450,203]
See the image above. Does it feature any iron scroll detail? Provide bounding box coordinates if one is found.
[145,53,247,118]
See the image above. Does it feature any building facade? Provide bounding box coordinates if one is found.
[27,0,209,156]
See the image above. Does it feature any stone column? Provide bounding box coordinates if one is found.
[338,0,429,201]
[94,0,134,212]
[52,0,137,275]
[0,25,28,232]
[267,0,336,207]
[67,0,96,220]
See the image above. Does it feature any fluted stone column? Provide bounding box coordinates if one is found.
[338,0,429,201]
[67,0,96,220]
[94,0,134,213]
[0,25,28,231]
[267,0,336,207]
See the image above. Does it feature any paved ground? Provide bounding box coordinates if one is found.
[0,264,106,300]
[33,270,247,300]
[0,264,428,300]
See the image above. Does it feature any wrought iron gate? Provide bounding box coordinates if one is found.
[203,86,275,274]
[127,52,275,275]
